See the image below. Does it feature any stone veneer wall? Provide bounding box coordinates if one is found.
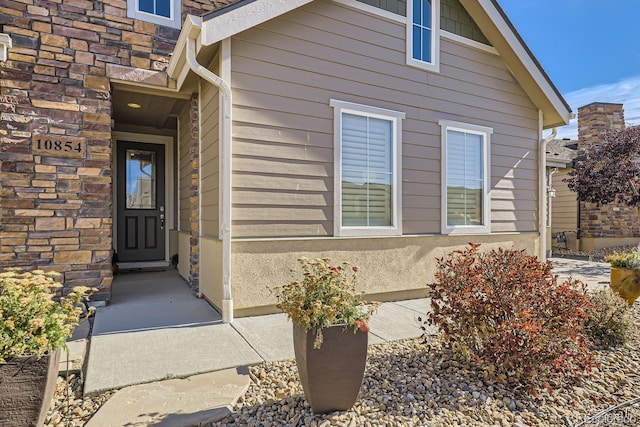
[188,94,199,291]
[577,103,640,244]
[0,0,234,299]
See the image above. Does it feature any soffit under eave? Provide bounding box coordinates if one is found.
[460,0,571,129]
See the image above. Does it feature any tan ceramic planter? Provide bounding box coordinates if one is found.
[610,266,640,305]
[293,324,368,414]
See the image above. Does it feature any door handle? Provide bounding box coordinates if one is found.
[160,213,165,230]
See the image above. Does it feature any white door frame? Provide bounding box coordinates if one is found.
[112,131,175,268]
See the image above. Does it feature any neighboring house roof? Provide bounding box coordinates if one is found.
[170,0,571,129]
[546,139,578,167]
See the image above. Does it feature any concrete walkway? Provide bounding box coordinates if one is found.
[84,268,431,394]
[83,257,611,426]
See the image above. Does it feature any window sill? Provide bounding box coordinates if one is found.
[336,227,402,237]
[442,226,491,236]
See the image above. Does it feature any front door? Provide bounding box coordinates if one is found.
[116,141,166,262]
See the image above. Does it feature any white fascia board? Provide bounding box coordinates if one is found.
[201,0,314,46]
[167,15,203,80]
[546,161,571,169]
[473,0,571,127]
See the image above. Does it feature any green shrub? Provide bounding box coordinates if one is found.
[585,287,633,349]
[426,243,596,388]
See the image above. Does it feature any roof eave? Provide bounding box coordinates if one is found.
[179,0,571,129]
[547,161,572,168]
[200,0,314,46]
[167,15,203,86]
[460,0,571,129]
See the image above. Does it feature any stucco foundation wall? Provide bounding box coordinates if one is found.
[200,237,223,310]
[178,232,191,281]
[580,237,640,252]
[231,233,538,316]
[169,230,179,260]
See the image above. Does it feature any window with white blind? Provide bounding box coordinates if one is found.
[407,0,440,72]
[439,120,492,235]
[331,100,405,236]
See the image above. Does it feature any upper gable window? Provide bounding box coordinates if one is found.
[127,0,182,29]
[407,0,440,72]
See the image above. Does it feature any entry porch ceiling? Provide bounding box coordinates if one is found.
[111,87,189,129]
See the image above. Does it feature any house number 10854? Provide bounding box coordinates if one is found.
[32,135,86,158]
[36,139,83,153]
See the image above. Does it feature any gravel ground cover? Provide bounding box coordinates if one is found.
[209,305,640,427]
[552,245,638,262]
[47,305,640,427]
[45,374,113,426]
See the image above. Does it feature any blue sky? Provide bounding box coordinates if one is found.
[499,0,640,138]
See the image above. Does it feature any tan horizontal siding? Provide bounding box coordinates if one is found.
[200,79,220,237]
[234,190,331,206]
[234,206,332,222]
[178,102,191,233]
[551,168,578,233]
[230,0,540,238]
[234,139,333,162]
[234,174,332,192]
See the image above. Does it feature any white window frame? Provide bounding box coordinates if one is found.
[331,99,405,237]
[407,0,440,72]
[127,0,181,29]
[439,119,492,235]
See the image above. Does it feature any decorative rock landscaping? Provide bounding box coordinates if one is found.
[47,305,640,426]
[45,375,113,427]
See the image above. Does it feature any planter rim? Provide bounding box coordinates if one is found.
[2,348,63,363]
[293,322,354,331]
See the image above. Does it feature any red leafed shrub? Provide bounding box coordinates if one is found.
[427,243,596,387]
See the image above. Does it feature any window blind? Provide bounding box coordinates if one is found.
[342,113,393,227]
[446,129,483,226]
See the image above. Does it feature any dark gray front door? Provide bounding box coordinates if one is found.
[117,141,166,262]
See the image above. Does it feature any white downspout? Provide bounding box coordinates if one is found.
[548,167,558,228]
[539,119,558,261]
[186,35,234,323]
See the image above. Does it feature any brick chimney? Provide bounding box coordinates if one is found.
[577,102,625,147]
[576,102,639,251]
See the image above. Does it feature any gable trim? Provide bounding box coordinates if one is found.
[441,30,497,55]
[461,0,571,128]
[200,0,315,46]
[193,0,570,128]
[332,0,404,23]
[487,0,570,113]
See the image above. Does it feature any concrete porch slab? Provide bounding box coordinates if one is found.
[84,270,262,395]
[84,321,262,395]
[86,367,250,427]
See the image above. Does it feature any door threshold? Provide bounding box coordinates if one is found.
[118,261,171,271]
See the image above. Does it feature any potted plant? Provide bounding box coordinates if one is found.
[273,257,379,414]
[605,245,640,305]
[0,268,93,427]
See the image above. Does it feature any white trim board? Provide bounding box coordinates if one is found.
[112,132,175,264]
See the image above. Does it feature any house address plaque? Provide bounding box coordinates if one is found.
[32,135,86,158]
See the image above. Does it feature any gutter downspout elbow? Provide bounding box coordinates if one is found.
[185,35,234,323]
